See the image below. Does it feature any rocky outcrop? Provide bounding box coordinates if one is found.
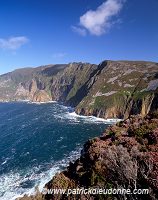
[13,79,51,102]
[32,90,51,102]
[44,114,158,200]
[141,93,155,117]
[17,112,158,200]
[15,79,52,102]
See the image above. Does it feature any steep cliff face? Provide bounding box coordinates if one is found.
[0,64,67,102]
[15,78,52,102]
[0,67,33,101]
[0,60,158,118]
[50,60,158,120]
[50,62,99,106]
[75,61,158,119]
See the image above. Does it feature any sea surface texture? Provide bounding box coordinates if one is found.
[0,102,115,200]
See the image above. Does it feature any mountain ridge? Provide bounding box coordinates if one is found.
[0,60,158,119]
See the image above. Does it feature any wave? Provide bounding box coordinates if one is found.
[27,101,57,105]
[0,147,82,200]
[1,101,121,124]
[0,102,120,200]
[56,111,121,124]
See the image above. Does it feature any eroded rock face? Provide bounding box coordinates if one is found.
[14,79,52,102]
[50,62,99,105]
[141,93,155,117]
[15,83,30,98]
[0,60,158,117]
[0,64,67,102]
[75,61,158,119]
[32,90,51,102]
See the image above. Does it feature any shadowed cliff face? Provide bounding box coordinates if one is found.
[50,62,100,106]
[0,60,158,118]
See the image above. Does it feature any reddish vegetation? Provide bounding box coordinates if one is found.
[44,114,158,200]
[18,113,158,200]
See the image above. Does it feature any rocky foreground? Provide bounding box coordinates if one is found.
[18,111,158,200]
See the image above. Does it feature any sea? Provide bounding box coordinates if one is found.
[0,102,118,200]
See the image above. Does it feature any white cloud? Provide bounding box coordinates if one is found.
[74,0,126,36]
[71,26,87,36]
[52,52,67,58]
[0,36,29,50]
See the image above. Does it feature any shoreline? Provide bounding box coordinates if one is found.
[0,102,116,200]
[0,100,122,122]
[0,100,122,126]
[16,112,158,200]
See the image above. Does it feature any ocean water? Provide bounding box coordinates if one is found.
[0,102,116,200]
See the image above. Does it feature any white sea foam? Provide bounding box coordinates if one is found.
[1,157,12,167]
[0,102,121,200]
[27,101,57,105]
[57,136,64,142]
[56,111,121,124]
[1,160,7,166]
[17,100,30,103]
[0,148,82,200]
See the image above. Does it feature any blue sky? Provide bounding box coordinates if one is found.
[0,0,158,74]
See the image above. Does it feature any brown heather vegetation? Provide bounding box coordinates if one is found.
[18,112,158,200]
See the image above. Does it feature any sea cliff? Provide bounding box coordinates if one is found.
[2,60,157,199]
[0,60,158,119]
